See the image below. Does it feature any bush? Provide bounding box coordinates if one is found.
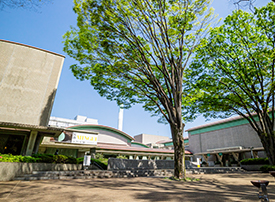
[21,156,40,163]
[76,157,84,164]
[0,154,39,163]
[53,155,68,164]
[95,153,104,159]
[32,153,54,163]
[0,153,108,167]
[240,158,269,165]
[116,155,128,159]
[260,165,275,173]
[91,158,108,170]
[67,156,77,164]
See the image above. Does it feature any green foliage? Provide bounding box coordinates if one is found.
[32,153,54,163]
[260,165,275,173]
[0,153,80,164]
[187,2,275,120]
[91,158,108,170]
[0,154,40,163]
[63,0,214,124]
[186,2,275,165]
[240,158,269,165]
[116,155,128,159]
[63,0,215,179]
[21,156,40,163]
[53,155,68,164]
[95,153,104,159]
[76,157,84,164]
[77,156,108,169]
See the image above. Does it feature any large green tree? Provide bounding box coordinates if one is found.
[63,0,213,179]
[186,3,275,165]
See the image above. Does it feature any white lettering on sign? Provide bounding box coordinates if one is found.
[71,132,98,145]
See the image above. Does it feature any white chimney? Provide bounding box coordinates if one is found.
[118,104,124,131]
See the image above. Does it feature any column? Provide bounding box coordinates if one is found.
[25,130,38,156]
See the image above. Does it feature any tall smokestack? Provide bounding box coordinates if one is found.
[118,104,124,131]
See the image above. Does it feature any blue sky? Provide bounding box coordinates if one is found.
[0,0,270,138]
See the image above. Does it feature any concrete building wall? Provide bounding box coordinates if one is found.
[0,40,64,126]
[134,134,170,145]
[49,116,98,128]
[94,129,129,146]
[188,123,262,154]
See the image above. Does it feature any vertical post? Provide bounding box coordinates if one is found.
[118,104,124,131]
[25,130,38,156]
[202,154,209,166]
[90,148,96,159]
[253,151,258,158]
[216,153,223,167]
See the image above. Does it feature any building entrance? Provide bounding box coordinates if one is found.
[0,134,26,155]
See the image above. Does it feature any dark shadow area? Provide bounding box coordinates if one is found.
[39,89,56,126]
[1,173,275,201]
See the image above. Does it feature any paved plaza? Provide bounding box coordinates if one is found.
[0,172,275,202]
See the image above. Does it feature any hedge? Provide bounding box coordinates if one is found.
[240,158,269,165]
[0,154,108,169]
[0,153,80,164]
[77,157,108,170]
[260,165,275,173]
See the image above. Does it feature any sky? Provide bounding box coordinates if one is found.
[0,0,270,139]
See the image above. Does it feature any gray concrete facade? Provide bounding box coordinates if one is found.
[189,123,262,154]
[0,40,64,126]
[0,40,64,156]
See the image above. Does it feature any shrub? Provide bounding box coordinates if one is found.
[32,153,54,163]
[76,157,84,164]
[53,155,68,164]
[91,158,108,170]
[67,156,77,164]
[116,155,128,159]
[240,158,269,165]
[0,154,39,163]
[95,153,104,159]
[20,156,40,163]
[260,165,275,173]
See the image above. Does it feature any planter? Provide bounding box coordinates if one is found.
[241,164,266,171]
[231,164,238,167]
[0,162,83,181]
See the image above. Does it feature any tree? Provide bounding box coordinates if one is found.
[63,0,214,179]
[186,3,275,165]
[0,0,51,10]
[230,0,274,11]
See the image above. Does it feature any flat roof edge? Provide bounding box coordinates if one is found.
[0,39,65,58]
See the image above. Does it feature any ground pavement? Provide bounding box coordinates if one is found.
[0,172,275,202]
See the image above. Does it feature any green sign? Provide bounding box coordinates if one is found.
[207,153,210,157]
[218,153,223,156]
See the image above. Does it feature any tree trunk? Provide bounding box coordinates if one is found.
[170,123,185,179]
[259,132,275,165]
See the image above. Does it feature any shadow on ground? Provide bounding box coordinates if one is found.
[0,173,275,202]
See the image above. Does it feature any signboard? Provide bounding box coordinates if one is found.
[71,132,98,145]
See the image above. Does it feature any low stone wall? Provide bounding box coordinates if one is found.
[241,164,265,171]
[108,159,174,170]
[14,169,175,181]
[0,162,83,181]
